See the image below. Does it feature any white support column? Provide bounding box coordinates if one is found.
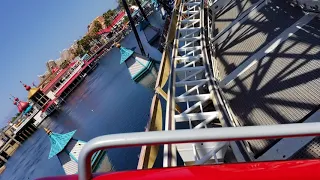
[19,135,25,142]
[25,129,32,136]
[22,131,28,139]
[4,133,21,146]
[219,14,315,88]
[5,141,13,149]
[28,126,35,133]
[0,139,12,152]
[174,112,219,122]
[0,155,7,163]
[257,110,320,161]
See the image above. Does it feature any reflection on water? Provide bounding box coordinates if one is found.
[0,12,164,180]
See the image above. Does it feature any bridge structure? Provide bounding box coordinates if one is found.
[156,0,320,166]
[76,0,320,179]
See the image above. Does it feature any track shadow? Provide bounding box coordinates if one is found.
[219,18,320,156]
[215,0,304,78]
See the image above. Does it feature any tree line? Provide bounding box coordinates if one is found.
[73,0,137,57]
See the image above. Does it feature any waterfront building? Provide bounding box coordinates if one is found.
[11,96,42,127]
[40,59,88,102]
[47,60,58,73]
[44,128,104,175]
[117,44,157,89]
[2,58,99,147]
[89,41,101,54]
[41,60,84,99]
[37,71,51,84]
[81,54,91,61]
[60,49,74,63]
[87,16,106,33]
[10,94,44,127]
[13,98,29,113]
[8,94,42,141]
[0,139,4,148]
[97,11,126,38]
[21,82,56,118]
[0,126,21,163]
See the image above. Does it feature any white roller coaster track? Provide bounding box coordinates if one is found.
[163,0,232,167]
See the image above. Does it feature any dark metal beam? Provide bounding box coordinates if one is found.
[157,0,173,15]
[134,0,150,23]
[122,0,146,56]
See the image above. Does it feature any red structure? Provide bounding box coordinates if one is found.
[51,67,60,74]
[97,11,126,35]
[21,81,31,91]
[16,100,29,113]
[41,100,55,113]
[20,81,53,113]
[41,62,76,94]
[11,95,29,113]
[37,159,320,180]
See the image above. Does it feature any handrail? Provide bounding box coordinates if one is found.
[155,0,181,89]
[78,122,320,180]
[161,0,226,167]
[137,0,182,170]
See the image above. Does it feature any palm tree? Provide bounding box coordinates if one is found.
[92,20,103,33]
[104,18,111,27]
[103,9,117,27]
[123,16,129,24]
[107,9,116,17]
[60,60,70,69]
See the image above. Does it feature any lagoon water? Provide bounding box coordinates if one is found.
[0,12,165,180]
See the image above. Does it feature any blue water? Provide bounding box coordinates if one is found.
[0,12,165,180]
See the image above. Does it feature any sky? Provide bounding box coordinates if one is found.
[0,0,118,127]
